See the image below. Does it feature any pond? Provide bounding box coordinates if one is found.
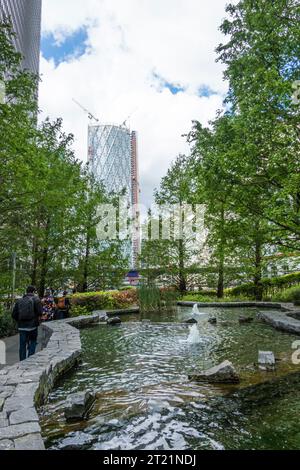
[40,306,300,450]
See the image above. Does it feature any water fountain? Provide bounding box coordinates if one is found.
[192,304,200,316]
[187,324,202,344]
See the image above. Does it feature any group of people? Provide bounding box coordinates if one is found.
[12,286,70,362]
[41,289,70,322]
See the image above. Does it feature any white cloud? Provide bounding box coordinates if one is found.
[39,0,230,205]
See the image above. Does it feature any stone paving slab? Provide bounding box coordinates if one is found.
[0,313,99,450]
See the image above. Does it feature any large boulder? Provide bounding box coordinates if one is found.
[107,317,121,326]
[189,360,240,384]
[64,391,95,422]
[258,351,275,371]
[185,318,198,324]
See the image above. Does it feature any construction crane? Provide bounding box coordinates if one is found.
[72,98,100,123]
[121,107,139,128]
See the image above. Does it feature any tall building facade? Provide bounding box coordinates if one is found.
[0,0,42,75]
[88,124,141,268]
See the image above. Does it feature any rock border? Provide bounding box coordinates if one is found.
[0,314,100,450]
[179,300,300,335]
[178,301,284,308]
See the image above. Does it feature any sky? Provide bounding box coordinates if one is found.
[39,0,232,206]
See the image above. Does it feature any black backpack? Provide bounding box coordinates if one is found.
[18,296,35,321]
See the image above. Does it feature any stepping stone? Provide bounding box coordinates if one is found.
[258,351,275,371]
[64,391,95,422]
[189,360,240,384]
[107,317,121,326]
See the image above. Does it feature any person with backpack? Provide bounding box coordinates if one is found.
[54,291,70,320]
[12,285,43,361]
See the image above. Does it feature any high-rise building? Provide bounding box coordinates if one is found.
[88,124,141,268]
[0,0,42,75]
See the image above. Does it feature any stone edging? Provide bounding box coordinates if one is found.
[257,310,300,335]
[177,301,285,308]
[0,314,100,451]
[179,300,300,335]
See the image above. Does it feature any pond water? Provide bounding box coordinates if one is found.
[40,307,300,450]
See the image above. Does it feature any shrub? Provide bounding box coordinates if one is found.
[227,272,300,299]
[69,305,91,318]
[70,289,137,312]
[0,305,17,338]
[271,286,300,303]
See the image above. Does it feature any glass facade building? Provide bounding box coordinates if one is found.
[0,0,42,75]
[88,124,140,268]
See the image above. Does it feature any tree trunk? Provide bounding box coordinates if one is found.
[254,223,263,301]
[82,230,91,293]
[38,218,51,298]
[217,204,225,299]
[178,239,186,293]
[31,236,39,287]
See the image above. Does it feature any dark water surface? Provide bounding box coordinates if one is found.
[40,307,300,450]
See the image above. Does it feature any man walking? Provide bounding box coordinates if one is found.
[12,286,42,361]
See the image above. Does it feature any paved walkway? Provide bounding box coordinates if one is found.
[0,328,42,369]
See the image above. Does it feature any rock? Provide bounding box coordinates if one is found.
[258,351,275,371]
[107,317,121,326]
[208,317,217,324]
[239,316,254,324]
[185,318,198,324]
[257,311,300,335]
[93,311,108,321]
[64,391,95,422]
[189,360,240,384]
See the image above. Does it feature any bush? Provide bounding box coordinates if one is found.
[0,306,17,338]
[69,305,91,317]
[271,286,300,303]
[227,272,300,299]
[70,289,137,313]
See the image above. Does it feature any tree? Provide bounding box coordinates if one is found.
[216,0,300,250]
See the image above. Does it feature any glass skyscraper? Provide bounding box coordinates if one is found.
[0,0,42,75]
[88,124,141,268]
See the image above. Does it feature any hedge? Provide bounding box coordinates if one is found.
[70,289,137,312]
[226,272,300,298]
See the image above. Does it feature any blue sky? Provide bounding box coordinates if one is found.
[41,27,89,66]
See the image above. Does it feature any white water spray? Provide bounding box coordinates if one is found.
[192,304,200,315]
[187,324,201,344]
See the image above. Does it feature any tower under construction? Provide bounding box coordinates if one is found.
[88,124,140,268]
